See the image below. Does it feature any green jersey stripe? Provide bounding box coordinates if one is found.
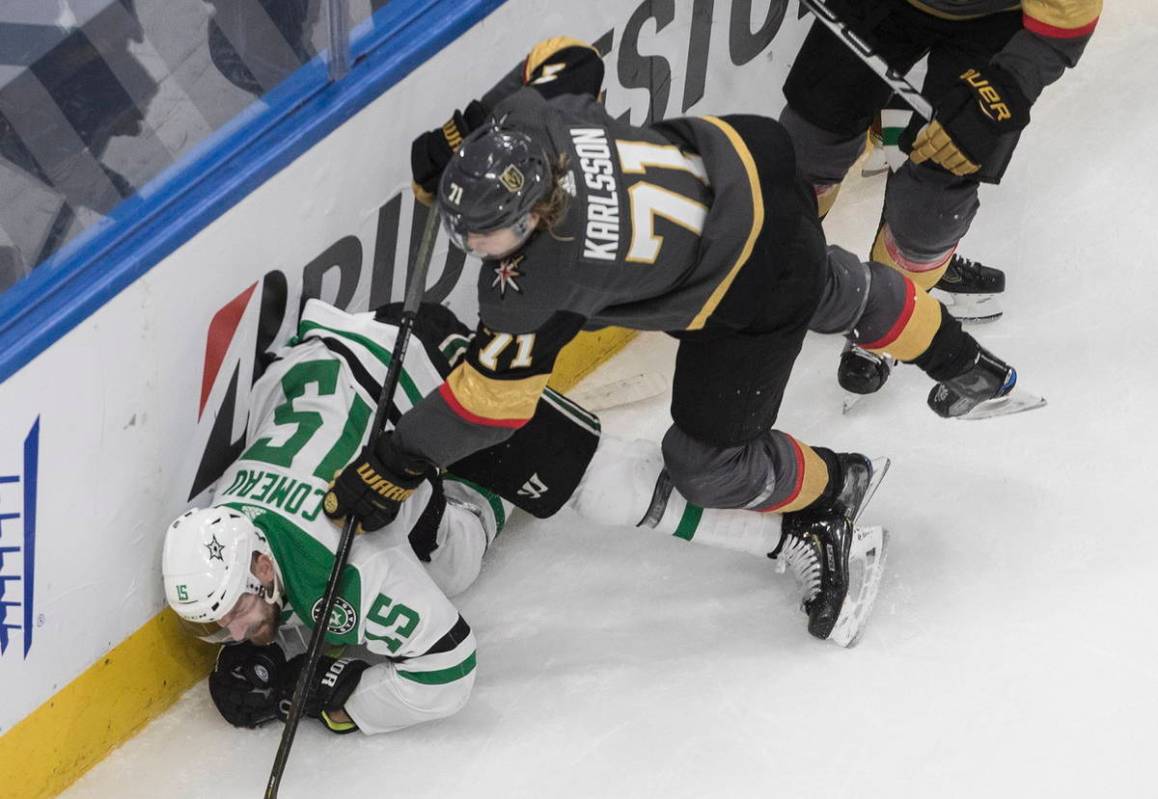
[673,504,703,541]
[443,475,506,534]
[397,651,477,685]
[298,321,424,405]
[439,335,471,364]
[541,388,601,435]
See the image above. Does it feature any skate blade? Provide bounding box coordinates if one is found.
[827,525,889,648]
[930,288,1003,324]
[854,457,891,525]
[956,388,1047,421]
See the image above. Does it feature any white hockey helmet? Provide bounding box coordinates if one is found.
[162,507,280,642]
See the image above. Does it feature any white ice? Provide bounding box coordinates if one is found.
[62,4,1158,798]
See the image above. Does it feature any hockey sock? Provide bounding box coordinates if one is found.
[567,435,784,558]
[911,305,981,381]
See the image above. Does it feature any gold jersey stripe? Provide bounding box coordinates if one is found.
[523,36,598,82]
[1023,0,1102,31]
[687,116,765,331]
[769,438,830,513]
[869,283,943,361]
[445,362,549,424]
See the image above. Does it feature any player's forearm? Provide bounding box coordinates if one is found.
[342,660,476,735]
[393,383,529,468]
[992,2,1100,101]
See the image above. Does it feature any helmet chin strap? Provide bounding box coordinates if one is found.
[261,561,284,610]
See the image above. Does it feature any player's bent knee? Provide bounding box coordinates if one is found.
[661,426,771,510]
[809,245,871,334]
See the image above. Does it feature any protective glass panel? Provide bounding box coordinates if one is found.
[0,0,331,293]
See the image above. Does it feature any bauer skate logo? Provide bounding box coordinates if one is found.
[1,418,39,659]
[960,69,1012,122]
[311,596,358,636]
[517,473,549,499]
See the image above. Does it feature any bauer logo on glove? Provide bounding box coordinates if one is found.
[911,64,1030,180]
[960,68,1013,122]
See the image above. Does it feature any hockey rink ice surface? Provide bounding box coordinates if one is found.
[62,6,1157,799]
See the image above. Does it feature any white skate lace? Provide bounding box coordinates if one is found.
[776,533,822,604]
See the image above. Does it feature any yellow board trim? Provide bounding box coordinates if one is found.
[0,609,215,799]
[0,326,635,799]
[687,116,764,331]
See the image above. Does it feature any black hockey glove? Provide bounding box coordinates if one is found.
[279,654,370,735]
[411,99,489,205]
[324,433,434,531]
[911,64,1030,177]
[208,641,288,728]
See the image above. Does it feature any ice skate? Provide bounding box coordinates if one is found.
[927,347,1046,420]
[825,453,891,524]
[838,341,896,414]
[771,512,889,648]
[930,254,1006,324]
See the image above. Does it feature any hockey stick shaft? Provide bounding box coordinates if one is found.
[264,204,442,798]
[797,0,933,121]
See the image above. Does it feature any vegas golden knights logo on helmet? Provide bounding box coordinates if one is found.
[499,165,525,193]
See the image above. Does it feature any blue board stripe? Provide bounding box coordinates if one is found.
[0,0,506,385]
[23,417,38,658]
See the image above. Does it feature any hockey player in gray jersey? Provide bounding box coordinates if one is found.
[780,0,1100,389]
[161,299,888,738]
[323,36,1042,647]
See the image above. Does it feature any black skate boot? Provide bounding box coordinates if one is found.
[838,340,893,395]
[770,511,888,647]
[810,452,890,525]
[928,347,1017,418]
[931,254,1006,323]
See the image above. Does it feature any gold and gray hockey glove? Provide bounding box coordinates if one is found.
[912,65,1030,177]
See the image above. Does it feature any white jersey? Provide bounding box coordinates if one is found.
[212,300,499,734]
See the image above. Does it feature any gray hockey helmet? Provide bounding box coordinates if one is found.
[437,123,551,256]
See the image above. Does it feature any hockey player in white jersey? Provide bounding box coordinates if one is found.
[162,299,887,737]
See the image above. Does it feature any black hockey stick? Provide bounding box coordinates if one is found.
[264,203,442,798]
[798,0,933,121]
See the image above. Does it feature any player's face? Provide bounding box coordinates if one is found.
[465,212,539,260]
[217,590,279,646]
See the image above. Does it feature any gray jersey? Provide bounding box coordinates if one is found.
[395,42,775,468]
